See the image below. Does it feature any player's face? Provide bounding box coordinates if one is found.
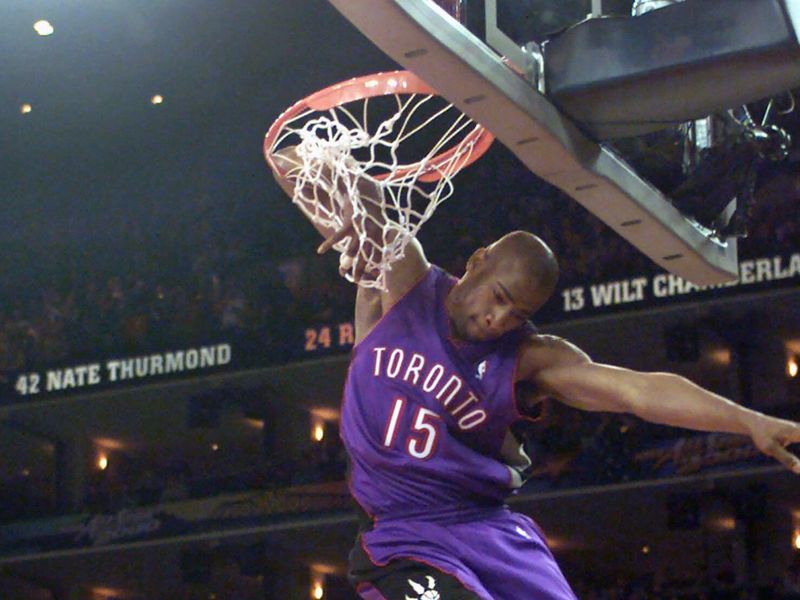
[453,256,539,342]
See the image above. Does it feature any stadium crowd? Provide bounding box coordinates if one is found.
[0,154,798,389]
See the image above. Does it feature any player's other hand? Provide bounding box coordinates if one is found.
[316,201,355,256]
[317,212,360,276]
[317,216,381,283]
[317,181,384,284]
[746,413,800,474]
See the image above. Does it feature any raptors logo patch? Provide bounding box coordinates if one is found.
[406,575,440,599]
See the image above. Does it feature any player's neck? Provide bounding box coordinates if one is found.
[444,280,468,343]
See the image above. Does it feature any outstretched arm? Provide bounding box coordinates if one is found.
[522,338,800,474]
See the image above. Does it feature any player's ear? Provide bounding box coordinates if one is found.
[466,247,488,273]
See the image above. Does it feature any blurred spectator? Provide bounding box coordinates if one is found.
[1,157,798,384]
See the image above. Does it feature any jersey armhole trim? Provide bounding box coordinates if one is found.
[352,266,433,353]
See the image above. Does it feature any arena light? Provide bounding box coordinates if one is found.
[794,531,800,551]
[94,437,126,451]
[641,545,650,554]
[310,409,338,443]
[710,516,737,532]
[788,355,798,378]
[543,535,568,551]
[33,20,54,36]
[97,454,108,471]
[310,407,340,420]
[151,94,164,105]
[20,104,32,115]
[91,587,126,600]
[242,417,264,430]
[211,443,220,452]
[310,563,333,598]
[312,582,324,599]
[708,348,731,366]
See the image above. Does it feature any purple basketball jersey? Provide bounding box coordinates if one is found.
[342,266,528,519]
[342,267,577,600]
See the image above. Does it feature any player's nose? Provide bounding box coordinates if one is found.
[484,307,509,330]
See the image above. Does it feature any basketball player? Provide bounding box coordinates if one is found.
[270,150,800,600]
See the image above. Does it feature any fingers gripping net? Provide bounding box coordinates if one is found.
[288,119,414,291]
[268,76,492,290]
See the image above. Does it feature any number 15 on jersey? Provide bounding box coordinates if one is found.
[383,398,442,460]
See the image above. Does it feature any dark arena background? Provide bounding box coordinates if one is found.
[2,0,800,598]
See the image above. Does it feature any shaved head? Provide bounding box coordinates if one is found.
[484,231,559,312]
[447,230,559,341]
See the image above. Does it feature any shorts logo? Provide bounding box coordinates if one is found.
[406,575,440,600]
[476,360,488,380]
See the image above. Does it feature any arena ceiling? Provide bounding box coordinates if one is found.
[3,0,797,252]
[0,0,392,249]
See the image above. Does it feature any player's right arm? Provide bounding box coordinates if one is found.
[270,146,429,317]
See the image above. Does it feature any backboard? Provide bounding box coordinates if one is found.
[325,0,744,285]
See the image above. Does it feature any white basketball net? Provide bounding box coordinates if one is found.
[268,92,488,290]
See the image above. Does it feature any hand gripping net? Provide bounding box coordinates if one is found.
[264,71,493,290]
